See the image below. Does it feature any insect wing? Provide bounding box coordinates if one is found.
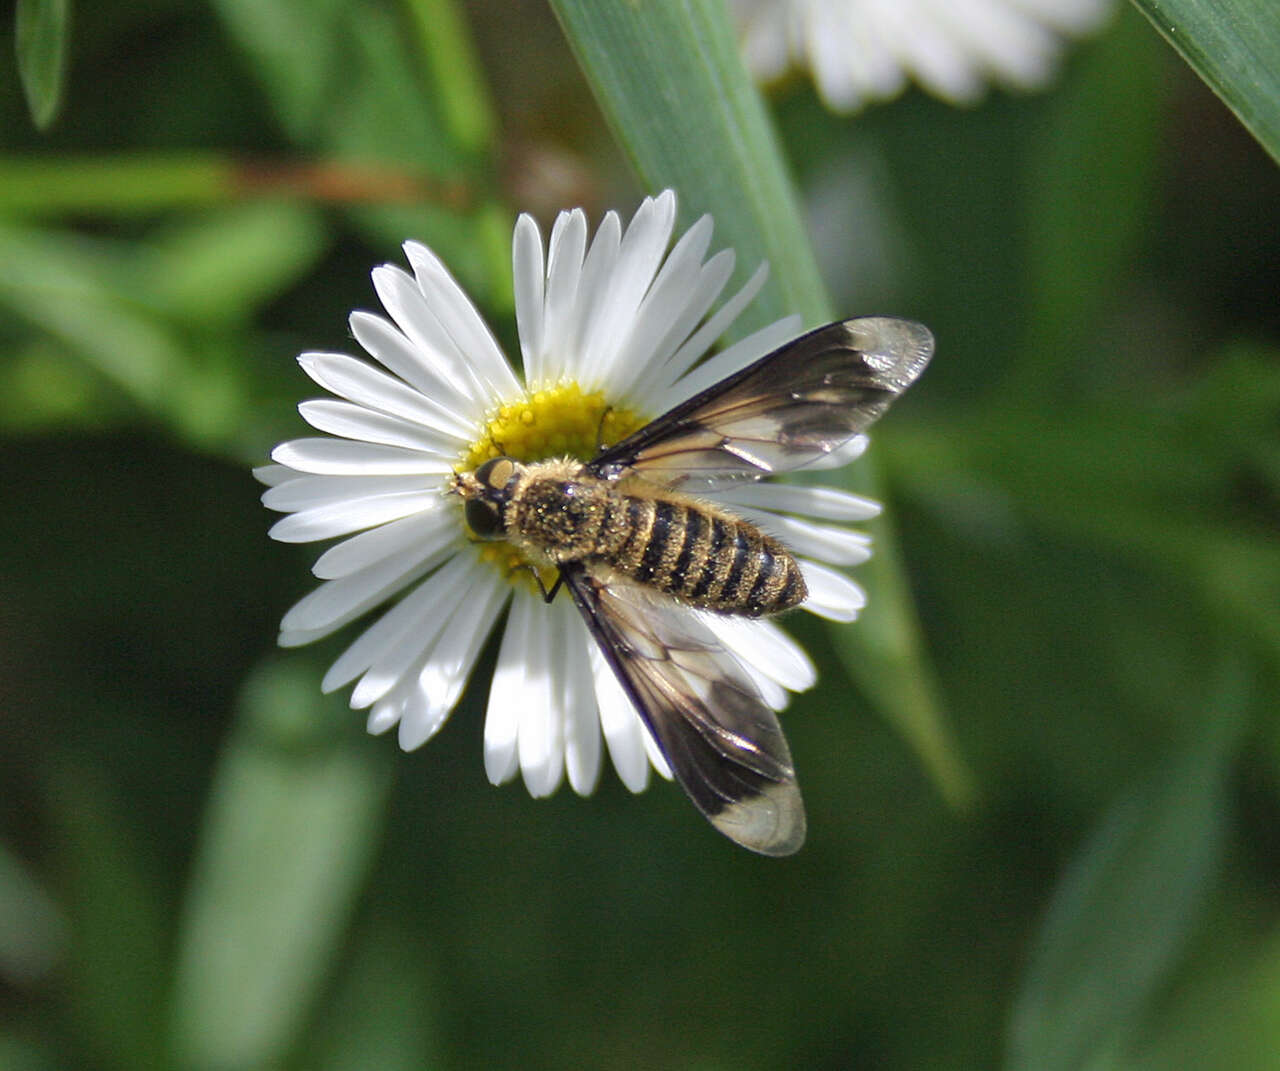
[561,565,806,855]
[589,317,933,492]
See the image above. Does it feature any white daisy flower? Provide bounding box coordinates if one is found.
[729,0,1114,112]
[258,190,880,803]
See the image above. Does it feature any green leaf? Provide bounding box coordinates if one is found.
[45,761,168,1071]
[1118,926,1280,1071]
[308,921,445,1071]
[0,224,192,412]
[1004,665,1245,1071]
[136,202,328,328]
[170,658,391,1071]
[402,0,497,154]
[206,0,348,141]
[550,0,971,806]
[15,0,70,130]
[1132,0,1280,165]
[549,0,824,330]
[0,843,65,987]
[1018,7,1169,398]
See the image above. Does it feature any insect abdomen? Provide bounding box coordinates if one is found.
[612,496,805,617]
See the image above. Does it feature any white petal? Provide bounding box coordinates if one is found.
[398,571,507,750]
[560,606,602,796]
[372,266,492,410]
[578,192,678,386]
[297,399,456,455]
[254,464,291,487]
[800,434,870,471]
[657,262,774,393]
[518,610,563,797]
[367,696,402,735]
[349,311,478,422]
[800,559,867,622]
[512,213,546,381]
[403,241,521,401]
[341,553,488,705]
[702,614,817,693]
[641,723,673,780]
[280,538,453,638]
[538,208,589,385]
[735,506,873,566]
[562,210,621,382]
[657,311,801,412]
[742,663,789,711]
[268,489,441,543]
[590,645,651,793]
[719,482,881,522]
[632,248,736,392]
[298,351,474,443]
[271,438,453,477]
[262,473,432,513]
[605,225,735,401]
[312,507,451,580]
[484,595,538,785]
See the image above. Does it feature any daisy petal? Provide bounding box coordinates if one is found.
[512,214,546,379]
[702,614,817,693]
[661,261,773,388]
[484,595,538,785]
[800,434,870,470]
[280,539,448,638]
[539,209,589,384]
[800,559,868,622]
[518,615,564,798]
[271,438,453,477]
[560,603,602,796]
[404,242,521,401]
[658,311,801,411]
[263,473,432,513]
[297,399,456,455]
[719,482,881,521]
[341,553,486,705]
[349,311,477,421]
[398,570,507,750]
[311,508,451,580]
[298,351,474,443]
[564,211,621,382]
[579,191,677,384]
[590,645,651,793]
[268,489,441,543]
[254,464,292,487]
[372,266,492,410]
[735,506,873,566]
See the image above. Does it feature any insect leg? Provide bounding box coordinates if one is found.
[514,563,564,603]
[594,406,614,452]
[539,570,565,604]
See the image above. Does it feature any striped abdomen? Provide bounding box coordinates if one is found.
[608,495,806,617]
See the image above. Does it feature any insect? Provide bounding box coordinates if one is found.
[452,317,933,855]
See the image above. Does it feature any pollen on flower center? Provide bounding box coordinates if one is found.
[457,381,645,470]
[455,381,647,593]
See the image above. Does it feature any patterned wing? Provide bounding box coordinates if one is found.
[562,564,805,856]
[587,317,933,492]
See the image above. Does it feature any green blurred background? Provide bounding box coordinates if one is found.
[2,1,1279,1068]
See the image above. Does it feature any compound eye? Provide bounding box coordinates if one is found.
[475,456,517,493]
[465,498,506,540]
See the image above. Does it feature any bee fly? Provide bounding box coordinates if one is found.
[452,317,933,856]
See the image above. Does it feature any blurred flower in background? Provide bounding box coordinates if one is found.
[729,0,1115,110]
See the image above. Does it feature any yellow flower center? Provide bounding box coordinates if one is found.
[456,381,646,592]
